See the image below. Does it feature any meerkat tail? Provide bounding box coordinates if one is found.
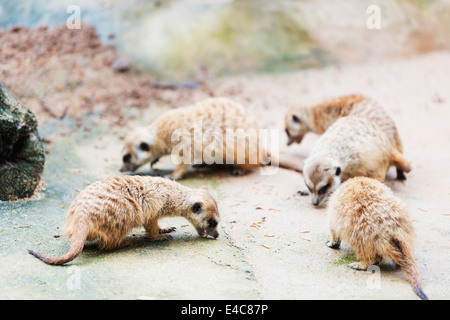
[263,151,303,173]
[389,239,429,300]
[28,224,88,266]
[277,159,303,173]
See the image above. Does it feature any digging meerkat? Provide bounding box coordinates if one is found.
[303,116,410,207]
[28,175,220,265]
[120,97,302,179]
[326,176,428,300]
[285,94,409,180]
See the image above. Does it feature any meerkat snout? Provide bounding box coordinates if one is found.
[187,191,220,239]
[304,159,341,208]
[120,127,161,173]
[285,112,308,146]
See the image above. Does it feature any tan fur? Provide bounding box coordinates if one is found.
[303,116,411,207]
[28,176,220,265]
[120,97,302,179]
[326,177,428,300]
[285,94,408,179]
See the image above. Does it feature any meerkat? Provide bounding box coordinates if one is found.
[303,116,411,207]
[120,97,302,179]
[285,94,409,180]
[326,177,428,300]
[28,176,220,265]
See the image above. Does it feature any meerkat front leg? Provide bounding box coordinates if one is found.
[231,163,257,176]
[159,226,176,234]
[168,163,190,180]
[326,229,341,249]
[144,220,173,241]
[150,162,160,172]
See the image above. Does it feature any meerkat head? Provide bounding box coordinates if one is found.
[120,127,161,172]
[184,189,220,239]
[285,107,310,146]
[303,157,341,207]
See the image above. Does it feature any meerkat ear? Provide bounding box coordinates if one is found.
[192,202,202,214]
[139,142,150,151]
[335,167,341,176]
[292,114,301,123]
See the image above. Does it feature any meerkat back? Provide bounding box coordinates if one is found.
[286,94,408,179]
[321,117,395,178]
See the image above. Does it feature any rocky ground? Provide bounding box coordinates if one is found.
[0,25,449,300]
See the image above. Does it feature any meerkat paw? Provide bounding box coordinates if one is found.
[150,234,172,241]
[297,190,309,196]
[347,261,378,271]
[326,240,340,249]
[231,168,246,176]
[159,227,176,234]
[396,168,407,180]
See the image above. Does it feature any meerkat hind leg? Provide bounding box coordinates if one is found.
[348,258,381,271]
[396,168,407,180]
[391,150,411,177]
[98,235,127,251]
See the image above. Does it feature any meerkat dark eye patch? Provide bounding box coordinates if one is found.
[318,184,330,195]
[139,142,150,151]
[123,154,131,163]
[208,218,218,228]
[292,114,301,123]
[192,202,202,214]
[285,128,291,137]
[335,167,341,176]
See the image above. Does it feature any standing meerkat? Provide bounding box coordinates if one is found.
[326,177,428,300]
[28,176,220,265]
[303,116,411,207]
[120,97,302,180]
[285,94,409,179]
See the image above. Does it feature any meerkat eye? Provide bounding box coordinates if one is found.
[292,115,301,123]
[208,218,218,228]
[139,142,150,151]
[335,167,341,176]
[319,184,330,195]
[192,202,202,214]
[123,154,131,163]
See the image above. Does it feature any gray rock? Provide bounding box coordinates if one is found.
[111,57,131,73]
[0,83,45,201]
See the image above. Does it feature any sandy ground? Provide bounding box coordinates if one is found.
[0,51,449,300]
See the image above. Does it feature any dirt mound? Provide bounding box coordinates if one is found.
[0,24,213,126]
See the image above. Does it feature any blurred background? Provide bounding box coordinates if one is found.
[2,0,450,76]
[1,0,449,125]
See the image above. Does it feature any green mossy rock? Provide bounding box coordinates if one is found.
[0,83,45,201]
